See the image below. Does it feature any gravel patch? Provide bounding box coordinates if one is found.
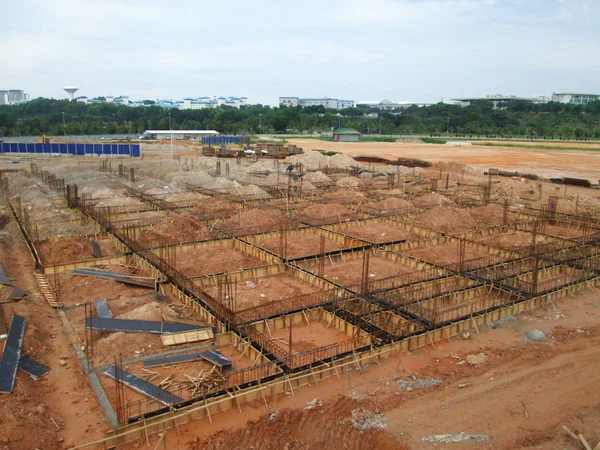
[347,408,387,434]
[397,375,442,391]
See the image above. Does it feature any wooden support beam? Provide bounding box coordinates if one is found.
[169,407,180,437]
[285,375,295,397]
[142,415,150,447]
[204,398,213,423]
[302,310,311,327]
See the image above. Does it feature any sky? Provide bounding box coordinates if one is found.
[2,0,599,105]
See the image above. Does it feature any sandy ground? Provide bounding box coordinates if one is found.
[288,139,600,181]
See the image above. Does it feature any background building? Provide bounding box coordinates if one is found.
[551,93,600,105]
[180,96,248,110]
[0,89,30,105]
[74,94,247,109]
[332,128,361,142]
[145,130,219,140]
[279,97,355,110]
[451,94,548,108]
[357,99,432,110]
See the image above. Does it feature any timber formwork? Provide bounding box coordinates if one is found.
[322,216,440,245]
[14,166,600,449]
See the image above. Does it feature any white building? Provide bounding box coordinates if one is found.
[0,89,30,105]
[451,94,548,108]
[179,96,248,110]
[145,130,219,140]
[279,97,355,110]
[551,93,599,105]
[357,99,432,110]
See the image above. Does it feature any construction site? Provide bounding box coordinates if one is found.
[1,139,600,449]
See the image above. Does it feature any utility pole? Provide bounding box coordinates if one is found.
[259,113,262,135]
[62,112,66,136]
[379,115,382,135]
[169,112,173,159]
[446,117,450,135]
[518,119,523,136]
[147,119,151,132]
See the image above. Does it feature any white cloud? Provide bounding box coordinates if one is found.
[1,0,598,104]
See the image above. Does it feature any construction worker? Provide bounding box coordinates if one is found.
[286,164,294,175]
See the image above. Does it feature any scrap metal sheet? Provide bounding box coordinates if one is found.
[86,317,210,334]
[0,315,27,393]
[104,365,183,405]
[0,261,11,286]
[90,239,102,258]
[18,357,50,380]
[72,269,155,289]
[93,299,112,318]
[143,351,205,368]
[199,350,233,369]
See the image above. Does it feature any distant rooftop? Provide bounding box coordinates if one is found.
[333,128,361,135]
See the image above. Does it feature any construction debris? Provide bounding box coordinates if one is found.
[422,432,490,444]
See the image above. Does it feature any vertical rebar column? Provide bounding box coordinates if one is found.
[318,235,325,278]
[458,240,466,274]
[114,354,126,426]
[361,250,370,294]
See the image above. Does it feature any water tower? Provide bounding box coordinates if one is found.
[64,86,79,100]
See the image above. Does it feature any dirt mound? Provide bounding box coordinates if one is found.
[165,192,208,204]
[192,401,404,450]
[329,153,357,169]
[235,184,271,199]
[296,203,358,221]
[336,177,362,188]
[469,203,511,224]
[303,171,332,183]
[362,197,412,212]
[436,161,477,173]
[284,149,330,171]
[322,190,364,202]
[36,236,116,264]
[192,198,239,218]
[224,208,284,230]
[372,189,406,196]
[413,192,456,207]
[493,180,537,199]
[412,206,475,233]
[137,214,212,246]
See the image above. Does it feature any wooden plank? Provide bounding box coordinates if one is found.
[160,328,215,346]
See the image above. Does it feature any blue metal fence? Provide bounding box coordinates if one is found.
[0,142,141,157]
[202,136,244,145]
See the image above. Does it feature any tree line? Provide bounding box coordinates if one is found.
[1,97,599,139]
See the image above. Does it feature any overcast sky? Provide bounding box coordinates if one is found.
[2,0,599,105]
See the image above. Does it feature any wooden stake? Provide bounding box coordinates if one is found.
[204,398,213,423]
[50,417,61,431]
[153,427,167,450]
[142,416,150,447]
[302,310,311,327]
